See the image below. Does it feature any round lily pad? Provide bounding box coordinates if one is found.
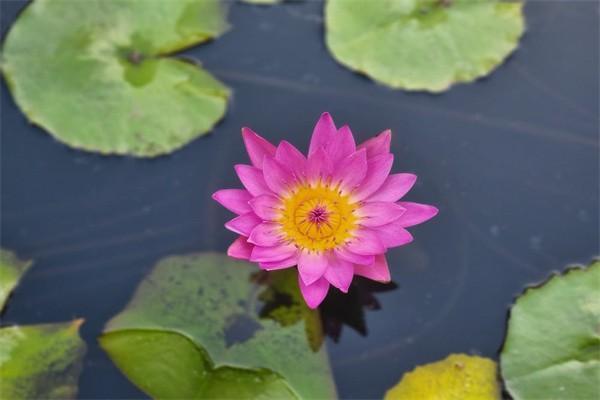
[1,0,230,157]
[500,261,600,399]
[0,249,32,311]
[325,0,525,92]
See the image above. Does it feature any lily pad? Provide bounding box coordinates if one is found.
[0,319,87,399]
[384,353,500,399]
[325,0,525,92]
[0,249,32,310]
[1,0,230,157]
[99,253,337,399]
[500,260,600,400]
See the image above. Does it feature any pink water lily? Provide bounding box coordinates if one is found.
[213,113,438,308]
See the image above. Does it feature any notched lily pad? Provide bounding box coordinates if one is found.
[99,253,337,399]
[0,319,87,400]
[500,260,600,400]
[384,353,500,399]
[1,0,230,157]
[0,249,32,310]
[325,0,525,92]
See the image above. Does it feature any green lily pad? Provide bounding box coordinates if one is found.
[99,253,337,399]
[1,0,230,157]
[0,249,32,311]
[325,0,525,92]
[0,319,87,399]
[500,260,600,399]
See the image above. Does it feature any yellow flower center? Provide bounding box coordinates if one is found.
[278,183,358,252]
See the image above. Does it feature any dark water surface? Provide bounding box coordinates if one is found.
[1,1,598,398]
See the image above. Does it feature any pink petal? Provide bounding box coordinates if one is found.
[248,194,281,221]
[345,228,386,256]
[235,165,272,196]
[250,243,298,263]
[225,213,262,236]
[248,222,283,247]
[358,129,391,158]
[298,276,330,309]
[374,220,414,248]
[212,189,252,215]
[227,236,253,260]
[262,156,294,194]
[351,154,394,201]
[335,247,375,266]
[356,202,406,227]
[397,202,439,227]
[242,127,276,168]
[324,256,354,293]
[326,125,356,164]
[275,141,307,180]
[331,149,367,192]
[306,147,333,183]
[354,254,391,282]
[367,173,417,202]
[259,253,299,270]
[297,251,329,285]
[308,112,337,157]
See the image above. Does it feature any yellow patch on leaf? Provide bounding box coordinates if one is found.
[384,354,500,400]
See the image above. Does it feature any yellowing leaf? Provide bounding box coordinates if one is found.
[384,354,500,400]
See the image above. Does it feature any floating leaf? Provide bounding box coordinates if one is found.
[1,0,230,157]
[325,0,525,92]
[500,260,600,399]
[384,353,500,400]
[99,253,337,399]
[0,249,32,311]
[0,320,87,400]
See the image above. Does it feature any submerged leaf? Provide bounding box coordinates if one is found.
[325,0,525,92]
[0,249,32,311]
[99,253,336,399]
[1,0,230,157]
[0,320,87,400]
[500,260,600,400]
[384,354,500,400]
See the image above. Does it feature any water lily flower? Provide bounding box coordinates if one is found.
[213,113,438,308]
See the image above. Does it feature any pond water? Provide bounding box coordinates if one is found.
[1,1,598,398]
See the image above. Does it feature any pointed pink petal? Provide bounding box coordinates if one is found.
[227,236,253,260]
[331,149,367,192]
[308,112,337,157]
[235,165,272,196]
[354,254,391,282]
[248,222,283,246]
[356,202,406,227]
[298,251,329,285]
[298,276,330,309]
[212,189,252,215]
[354,254,392,282]
[375,220,414,248]
[306,147,333,183]
[345,228,386,256]
[397,202,439,227]
[324,256,354,293]
[358,129,391,158]
[275,141,307,180]
[242,127,276,168]
[351,154,394,201]
[335,247,375,266]
[326,125,356,164]
[225,213,262,236]
[259,252,299,270]
[367,173,417,202]
[250,243,298,263]
[262,156,294,194]
[248,194,281,221]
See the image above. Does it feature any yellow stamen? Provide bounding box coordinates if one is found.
[278,182,358,252]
